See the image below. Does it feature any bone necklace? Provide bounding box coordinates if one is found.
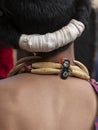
[8,56,90,80]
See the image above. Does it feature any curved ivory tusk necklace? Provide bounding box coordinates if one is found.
[8,56,90,80]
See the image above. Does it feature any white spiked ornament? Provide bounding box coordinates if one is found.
[19,19,85,52]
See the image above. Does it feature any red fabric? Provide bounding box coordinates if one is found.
[0,48,14,79]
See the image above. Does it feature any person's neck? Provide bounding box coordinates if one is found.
[40,43,75,65]
[23,42,75,65]
[9,43,90,80]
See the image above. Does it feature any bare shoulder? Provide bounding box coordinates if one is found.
[0,74,97,114]
[0,74,97,130]
[0,74,97,109]
[64,77,98,108]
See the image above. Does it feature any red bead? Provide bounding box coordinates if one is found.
[60,58,67,65]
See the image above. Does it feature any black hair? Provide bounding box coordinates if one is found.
[4,0,91,34]
[0,0,91,49]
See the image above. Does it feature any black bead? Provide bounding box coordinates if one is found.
[61,59,70,80]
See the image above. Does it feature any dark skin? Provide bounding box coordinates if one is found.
[0,44,97,130]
